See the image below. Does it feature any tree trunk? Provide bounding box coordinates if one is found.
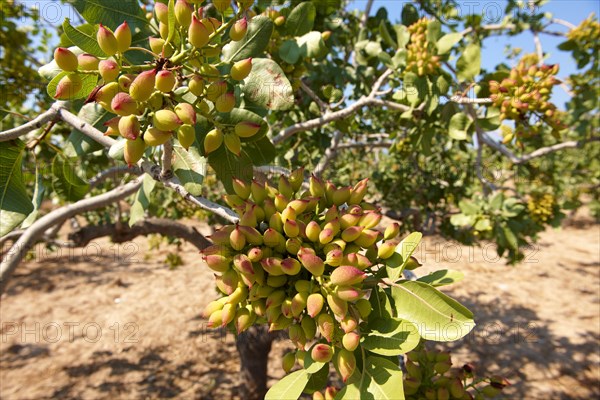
[236,325,279,400]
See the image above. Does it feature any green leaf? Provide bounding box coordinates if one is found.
[279,40,301,64]
[369,287,394,328]
[401,4,419,26]
[393,25,410,49]
[474,218,492,231]
[129,174,156,227]
[165,0,177,46]
[70,0,149,31]
[285,2,316,37]
[448,113,471,140]
[265,369,310,400]
[65,103,110,157]
[241,58,293,110]
[427,20,442,42]
[436,32,463,55]
[296,31,328,59]
[0,140,34,236]
[391,281,475,341]
[215,109,268,143]
[392,49,407,68]
[244,137,276,165]
[503,225,518,250]
[62,20,104,57]
[46,71,99,101]
[223,16,274,62]
[363,318,420,355]
[51,155,89,202]
[304,364,329,395]
[387,232,422,282]
[340,356,404,400]
[21,165,45,229]
[379,21,396,49]
[207,144,253,194]
[416,270,465,287]
[456,43,481,82]
[172,145,206,196]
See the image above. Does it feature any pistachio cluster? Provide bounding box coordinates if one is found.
[489,55,565,142]
[404,345,509,400]
[527,193,555,224]
[51,0,260,166]
[201,170,415,383]
[566,14,600,53]
[406,18,441,77]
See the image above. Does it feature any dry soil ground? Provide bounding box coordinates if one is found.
[1,214,598,399]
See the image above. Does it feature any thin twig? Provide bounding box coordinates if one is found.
[551,18,576,30]
[90,165,142,188]
[300,80,328,112]
[314,131,343,178]
[0,179,143,294]
[0,103,64,142]
[450,95,493,104]
[533,30,544,64]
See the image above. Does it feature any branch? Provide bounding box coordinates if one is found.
[533,30,544,64]
[0,179,142,295]
[161,140,174,178]
[90,165,142,188]
[300,80,328,112]
[450,95,493,104]
[57,107,116,148]
[140,161,239,223]
[67,218,211,251]
[464,104,498,192]
[551,18,576,30]
[0,103,64,142]
[337,140,393,150]
[359,0,374,30]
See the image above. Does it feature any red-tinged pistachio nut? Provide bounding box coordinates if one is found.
[313,392,325,400]
[53,74,82,99]
[340,315,358,333]
[282,351,296,373]
[327,292,348,317]
[354,229,380,248]
[124,137,146,167]
[341,225,363,242]
[207,226,234,246]
[174,102,197,125]
[342,332,360,352]
[118,74,135,92]
[129,69,156,102]
[238,226,263,245]
[96,82,119,107]
[204,128,223,154]
[339,212,361,229]
[265,289,286,308]
[278,175,293,198]
[309,174,325,197]
[233,254,254,275]
[262,228,284,248]
[215,92,235,113]
[290,291,308,317]
[358,211,382,229]
[330,266,366,286]
[336,349,356,383]
[229,226,246,251]
[275,256,299,275]
[103,117,120,136]
[325,248,343,266]
[153,109,182,131]
[260,257,285,276]
[298,252,325,276]
[143,127,171,146]
[207,308,223,328]
[286,238,302,255]
[98,59,120,82]
[349,178,369,204]
[111,92,138,116]
[189,15,210,48]
[335,286,363,302]
[332,186,351,206]
[203,254,231,273]
[324,387,338,400]
[229,17,247,41]
[306,293,325,317]
[174,0,192,27]
[220,303,236,326]
[437,387,450,400]
[154,2,169,24]
[355,298,372,319]
[235,307,256,334]
[269,314,293,332]
[188,75,205,96]
[250,180,266,203]
[317,313,334,342]
[319,228,334,245]
[224,132,241,156]
[97,24,119,56]
[280,298,294,318]
[54,47,78,71]
[239,207,258,227]
[449,378,465,398]
[230,58,252,81]
[377,240,397,259]
[234,121,261,138]
[216,268,238,295]
[118,114,140,140]
[311,343,333,363]
[280,206,296,224]
[114,21,131,53]
[247,247,263,262]
[384,222,400,240]
[201,17,222,33]
[223,194,244,208]
[77,53,100,71]
[155,70,176,93]
[288,167,304,192]
[273,194,288,213]
[283,220,300,238]
[159,22,169,40]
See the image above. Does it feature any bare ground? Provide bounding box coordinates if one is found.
[1,216,598,399]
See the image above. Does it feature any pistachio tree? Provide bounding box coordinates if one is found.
[0,0,597,399]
